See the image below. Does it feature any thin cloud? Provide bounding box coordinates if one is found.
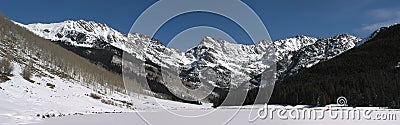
[360,18,400,31]
[368,8,400,20]
[358,8,400,32]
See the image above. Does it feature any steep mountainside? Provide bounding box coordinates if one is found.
[269,24,400,108]
[276,34,362,79]
[0,14,209,124]
[15,20,129,49]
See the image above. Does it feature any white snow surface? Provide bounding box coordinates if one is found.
[0,62,210,125]
[28,105,400,125]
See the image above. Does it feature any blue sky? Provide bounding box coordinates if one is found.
[1,0,400,45]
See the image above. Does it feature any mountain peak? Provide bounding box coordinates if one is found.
[274,35,319,52]
[198,36,227,47]
[330,34,357,39]
[294,35,315,39]
[329,34,362,46]
[63,19,100,25]
[19,20,127,48]
[201,36,217,43]
[368,24,400,40]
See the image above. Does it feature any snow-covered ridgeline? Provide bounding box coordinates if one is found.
[16,20,363,84]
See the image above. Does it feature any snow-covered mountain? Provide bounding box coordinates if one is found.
[356,23,400,47]
[276,34,362,79]
[17,20,276,88]
[17,20,129,49]
[181,37,276,89]
[16,20,362,90]
[1,17,211,125]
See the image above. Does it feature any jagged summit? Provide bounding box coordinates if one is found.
[16,20,128,49]
[274,35,318,52]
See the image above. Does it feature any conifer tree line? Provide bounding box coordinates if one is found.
[269,25,400,108]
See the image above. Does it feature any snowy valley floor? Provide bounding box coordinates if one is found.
[1,64,400,125]
[29,109,400,125]
[0,64,210,125]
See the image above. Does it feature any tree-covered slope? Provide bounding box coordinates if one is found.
[269,24,400,108]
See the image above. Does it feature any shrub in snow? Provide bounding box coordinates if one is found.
[0,75,10,83]
[46,83,56,89]
[22,62,33,82]
[89,93,102,100]
[0,58,13,75]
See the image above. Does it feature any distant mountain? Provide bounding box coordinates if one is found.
[16,20,363,106]
[275,34,362,79]
[269,24,400,108]
[15,20,129,49]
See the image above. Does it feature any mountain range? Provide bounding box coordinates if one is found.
[16,20,362,80]
[2,12,399,109]
[13,20,366,105]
